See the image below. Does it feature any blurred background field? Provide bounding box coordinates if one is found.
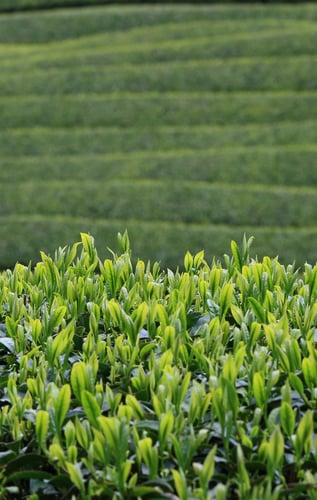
[1,2,317,268]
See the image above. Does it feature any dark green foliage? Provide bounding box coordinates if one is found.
[1,180,317,228]
[0,0,312,15]
[2,57,317,94]
[2,218,317,271]
[1,93,317,128]
[0,5,317,44]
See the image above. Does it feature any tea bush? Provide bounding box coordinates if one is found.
[0,233,317,499]
[2,58,317,94]
[2,180,317,229]
[1,93,317,129]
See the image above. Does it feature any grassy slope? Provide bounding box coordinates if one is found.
[1,4,317,267]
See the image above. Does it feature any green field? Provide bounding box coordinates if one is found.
[1,4,317,268]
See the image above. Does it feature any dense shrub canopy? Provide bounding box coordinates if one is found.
[1,233,317,498]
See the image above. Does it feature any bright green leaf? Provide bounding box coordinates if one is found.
[81,390,101,429]
[54,384,71,430]
[35,410,49,449]
[280,401,295,437]
[253,372,266,408]
[71,362,87,402]
[248,297,266,323]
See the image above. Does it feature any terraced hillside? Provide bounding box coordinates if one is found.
[1,4,317,268]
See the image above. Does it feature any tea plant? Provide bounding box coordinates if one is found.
[0,232,317,498]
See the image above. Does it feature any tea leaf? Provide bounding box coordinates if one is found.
[155,303,168,330]
[172,469,188,500]
[209,268,222,297]
[66,462,85,494]
[117,230,130,255]
[133,302,149,335]
[137,437,158,479]
[249,297,266,324]
[106,299,122,327]
[54,384,71,430]
[193,250,205,269]
[50,321,74,366]
[159,411,174,450]
[48,305,67,333]
[126,394,144,419]
[184,251,193,273]
[284,338,302,371]
[6,470,53,481]
[71,362,87,402]
[280,401,295,437]
[289,372,305,398]
[81,390,101,429]
[302,356,317,388]
[308,264,317,302]
[35,410,49,449]
[5,317,17,339]
[230,304,244,326]
[29,318,42,343]
[267,426,284,471]
[75,419,91,451]
[236,444,250,495]
[223,354,237,384]
[97,416,117,450]
[220,283,234,317]
[201,445,217,485]
[296,411,313,456]
[103,259,116,298]
[80,232,95,260]
[253,372,266,408]
[231,240,242,272]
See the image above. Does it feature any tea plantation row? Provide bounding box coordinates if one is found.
[0,0,309,14]
[3,180,317,228]
[1,4,317,268]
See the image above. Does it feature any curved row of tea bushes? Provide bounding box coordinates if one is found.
[0,0,306,14]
